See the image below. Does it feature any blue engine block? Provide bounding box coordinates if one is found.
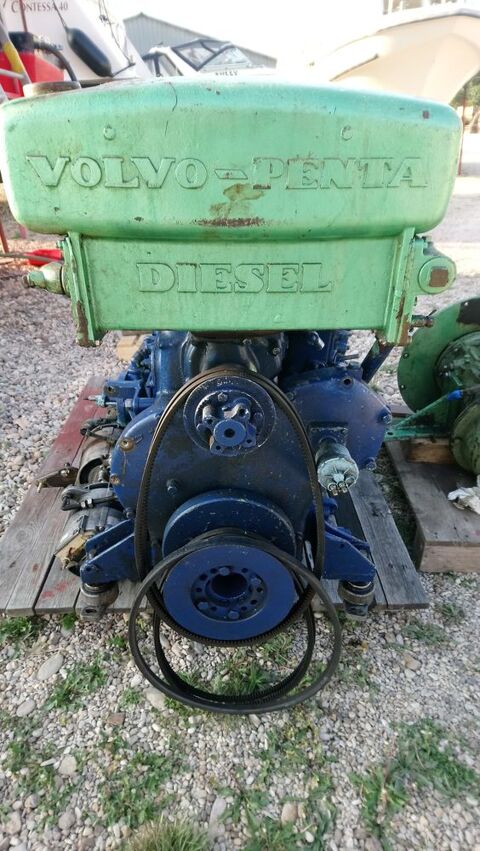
[58,329,390,630]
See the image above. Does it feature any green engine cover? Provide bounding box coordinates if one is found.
[0,78,460,343]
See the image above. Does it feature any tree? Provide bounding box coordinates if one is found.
[451,73,480,132]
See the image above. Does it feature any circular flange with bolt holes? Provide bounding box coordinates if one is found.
[397,298,480,412]
[183,374,276,455]
[161,539,296,640]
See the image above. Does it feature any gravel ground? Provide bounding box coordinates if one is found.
[0,136,479,851]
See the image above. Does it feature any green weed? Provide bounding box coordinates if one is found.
[224,716,335,849]
[61,612,77,631]
[211,657,271,696]
[98,732,130,763]
[403,619,447,645]
[243,817,297,850]
[109,635,129,652]
[436,602,465,624]
[45,654,106,710]
[337,650,373,689]
[0,616,45,648]
[99,751,177,828]
[119,686,142,708]
[5,719,80,824]
[352,719,479,849]
[257,632,295,665]
[123,817,209,851]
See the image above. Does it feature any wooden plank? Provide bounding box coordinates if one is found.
[116,334,145,362]
[406,438,454,466]
[0,378,103,615]
[389,402,411,418]
[35,555,80,614]
[4,491,70,616]
[387,441,480,573]
[350,471,428,609]
[110,580,140,612]
[0,487,58,614]
[418,545,480,574]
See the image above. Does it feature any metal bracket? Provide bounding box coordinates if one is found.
[384,391,462,441]
[36,463,78,491]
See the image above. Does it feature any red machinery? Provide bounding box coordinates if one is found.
[0,26,66,258]
[0,31,64,99]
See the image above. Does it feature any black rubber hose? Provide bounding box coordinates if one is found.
[128,533,342,714]
[152,538,315,701]
[33,40,78,81]
[133,366,325,638]
[153,605,316,704]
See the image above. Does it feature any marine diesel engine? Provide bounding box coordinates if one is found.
[0,77,461,711]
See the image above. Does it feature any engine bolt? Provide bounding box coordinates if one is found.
[120,437,135,451]
[381,412,393,424]
[227,610,240,620]
[110,474,120,485]
[217,392,228,403]
[166,479,179,496]
[198,602,209,611]
[365,458,376,471]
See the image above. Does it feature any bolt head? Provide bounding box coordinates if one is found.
[166,479,179,496]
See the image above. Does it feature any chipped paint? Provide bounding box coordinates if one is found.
[196,216,264,228]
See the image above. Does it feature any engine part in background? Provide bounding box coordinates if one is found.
[450,404,480,474]
[397,298,480,411]
[389,298,480,474]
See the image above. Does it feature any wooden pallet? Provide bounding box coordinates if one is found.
[0,380,428,617]
[387,441,480,573]
[116,333,145,362]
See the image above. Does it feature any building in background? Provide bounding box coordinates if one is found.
[124,12,276,67]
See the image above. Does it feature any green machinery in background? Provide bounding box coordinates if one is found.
[390,298,480,474]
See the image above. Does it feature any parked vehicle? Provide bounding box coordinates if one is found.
[143,38,270,78]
